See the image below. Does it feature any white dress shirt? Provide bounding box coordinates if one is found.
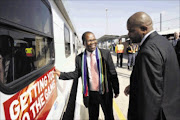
[140,30,155,46]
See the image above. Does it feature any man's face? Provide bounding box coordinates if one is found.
[127,24,143,43]
[84,33,97,52]
[174,32,179,39]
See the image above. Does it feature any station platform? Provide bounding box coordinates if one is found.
[110,51,131,120]
[62,50,132,120]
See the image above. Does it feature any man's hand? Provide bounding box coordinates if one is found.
[124,85,130,96]
[54,68,61,77]
[114,94,119,98]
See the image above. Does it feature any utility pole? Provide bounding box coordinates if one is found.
[106,8,108,35]
[160,13,162,31]
[105,8,109,49]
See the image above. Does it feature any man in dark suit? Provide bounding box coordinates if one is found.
[124,12,180,120]
[172,32,180,47]
[54,31,119,120]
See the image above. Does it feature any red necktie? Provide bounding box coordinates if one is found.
[90,53,99,91]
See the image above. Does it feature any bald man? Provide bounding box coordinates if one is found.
[172,32,180,47]
[124,12,180,120]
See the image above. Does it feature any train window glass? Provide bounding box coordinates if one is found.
[73,36,75,52]
[0,0,52,36]
[64,25,71,57]
[0,27,53,84]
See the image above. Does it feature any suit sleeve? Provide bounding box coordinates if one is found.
[107,51,119,94]
[138,47,164,114]
[59,56,81,80]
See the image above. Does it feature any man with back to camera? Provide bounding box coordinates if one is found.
[54,31,119,120]
[126,40,135,69]
[124,12,180,120]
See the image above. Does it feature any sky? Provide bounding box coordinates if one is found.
[62,0,180,39]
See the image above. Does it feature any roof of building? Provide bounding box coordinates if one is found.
[158,28,180,35]
[97,34,128,43]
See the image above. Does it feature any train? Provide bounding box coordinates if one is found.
[0,0,82,119]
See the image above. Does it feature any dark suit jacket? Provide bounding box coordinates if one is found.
[175,40,180,67]
[59,48,119,107]
[128,31,180,120]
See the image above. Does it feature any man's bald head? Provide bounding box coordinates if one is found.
[174,32,179,40]
[127,12,153,30]
[127,12,154,43]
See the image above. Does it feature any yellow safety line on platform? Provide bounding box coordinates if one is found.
[113,99,126,120]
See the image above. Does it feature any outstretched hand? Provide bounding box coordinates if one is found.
[124,85,130,96]
[54,68,61,77]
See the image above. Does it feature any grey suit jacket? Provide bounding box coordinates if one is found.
[128,31,180,120]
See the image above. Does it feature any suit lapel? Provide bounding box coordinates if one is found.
[83,50,90,87]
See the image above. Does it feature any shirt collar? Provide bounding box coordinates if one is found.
[140,30,155,46]
[86,49,96,56]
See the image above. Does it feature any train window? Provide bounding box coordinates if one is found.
[0,0,52,36]
[0,27,54,84]
[73,35,75,53]
[64,25,71,57]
